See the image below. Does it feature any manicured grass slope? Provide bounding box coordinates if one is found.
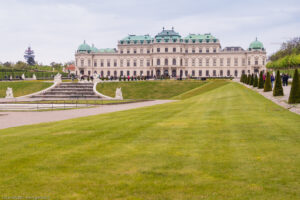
[0,81,300,199]
[96,80,206,99]
[0,81,53,97]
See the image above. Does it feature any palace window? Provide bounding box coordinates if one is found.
[192,59,195,66]
[192,70,195,76]
[101,60,104,67]
[234,58,238,66]
[140,70,143,76]
[107,71,110,76]
[206,70,209,76]
[220,58,224,66]
[185,49,188,53]
[227,58,231,66]
[213,58,216,66]
[127,60,130,67]
[263,58,265,65]
[248,58,251,65]
[255,58,258,65]
[180,48,182,53]
[157,48,160,53]
[140,59,144,67]
[199,58,202,66]
[101,71,104,76]
[134,71,137,76]
[192,48,195,53]
[81,59,84,67]
[185,59,188,66]
[220,70,223,76]
[172,58,176,65]
[140,48,143,54]
[134,49,137,54]
[127,70,130,76]
[88,59,91,67]
[199,70,202,76]
[114,60,117,67]
[134,60,137,67]
[120,71,124,76]
[235,70,238,77]
[157,59,160,66]
[120,50,123,54]
[199,48,202,53]
[94,60,97,67]
[213,48,216,53]
[120,59,123,67]
[213,70,216,76]
[206,48,209,53]
[114,71,117,76]
[147,60,150,67]
[206,58,209,66]
[147,49,150,54]
[242,58,246,66]
[227,70,231,76]
[165,47,168,53]
[173,47,176,53]
[165,58,168,66]
[127,49,130,54]
[107,60,110,67]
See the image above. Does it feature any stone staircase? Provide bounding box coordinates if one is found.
[31,83,102,99]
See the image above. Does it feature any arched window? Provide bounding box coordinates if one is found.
[107,71,110,76]
[114,70,117,76]
[120,71,124,76]
[180,59,183,66]
[101,71,104,77]
[220,70,223,76]
[213,70,216,76]
[235,70,238,77]
[165,58,168,66]
[172,58,176,65]
[157,59,160,66]
[227,70,230,76]
[242,70,245,75]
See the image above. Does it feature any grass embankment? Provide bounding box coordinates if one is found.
[0,80,300,199]
[96,80,206,99]
[0,81,53,98]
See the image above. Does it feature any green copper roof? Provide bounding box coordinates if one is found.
[155,28,181,40]
[98,48,116,53]
[77,40,91,52]
[90,44,99,53]
[249,38,264,50]
[121,35,153,43]
[184,33,218,43]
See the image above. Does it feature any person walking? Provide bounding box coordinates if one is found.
[271,74,275,88]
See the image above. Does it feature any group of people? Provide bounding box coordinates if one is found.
[262,73,289,88]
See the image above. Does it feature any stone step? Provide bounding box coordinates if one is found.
[44,92,96,95]
[56,86,93,89]
[32,95,102,99]
[51,88,92,92]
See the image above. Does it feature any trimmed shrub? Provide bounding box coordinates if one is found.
[253,74,258,87]
[240,74,243,82]
[247,74,251,85]
[288,69,300,103]
[258,71,264,89]
[264,72,272,92]
[250,74,254,86]
[273,70,284,96]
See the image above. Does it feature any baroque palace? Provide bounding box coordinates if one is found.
[75,28,266,78]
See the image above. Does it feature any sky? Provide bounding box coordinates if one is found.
[0,0,299,65]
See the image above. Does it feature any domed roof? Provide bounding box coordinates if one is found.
[78,40,91,52]
[249,38,264,50]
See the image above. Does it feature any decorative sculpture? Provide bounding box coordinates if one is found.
[115,88,123,100]
[54,73,62,83]
[21,74,25,80]
[32,74,37,80]
[5,87,14,98]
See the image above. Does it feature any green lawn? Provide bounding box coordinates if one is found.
[0,81,53,98]
[96,80,207,99]
[0,81,300,199]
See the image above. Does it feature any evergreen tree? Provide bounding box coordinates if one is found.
[250,74,254,85]
[258,71,264,89]
[253,74,258,87]
[240,74,243,82]
[247,74,251,85]
[273,70,284,96]
[288,69,300,103]
[264,72,272,92]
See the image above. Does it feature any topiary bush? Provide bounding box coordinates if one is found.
[273,70,284,96]
[247,74,251,85]
[264,72,272,92]
[288,69,300,103]
[250,74,254,86]
[258,71,264,89]
[253,74,258,87]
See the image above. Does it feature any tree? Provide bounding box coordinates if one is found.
[247,74,251,85]
[253,74,258,87]
[264,72,272,92]
[273,70,284,96]
[250,74,254,85]
[288,69,300,103]
[258,71,264,89]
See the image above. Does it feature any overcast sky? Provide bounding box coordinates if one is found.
[0,0,299,65]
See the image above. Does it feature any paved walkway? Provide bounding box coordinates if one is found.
[234,79,300,115]
[0,100,174,130]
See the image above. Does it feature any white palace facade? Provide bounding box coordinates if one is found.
[75,28,266,78]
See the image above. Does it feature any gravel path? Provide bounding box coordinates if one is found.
[0,100,174,130]
[234,79,300,115]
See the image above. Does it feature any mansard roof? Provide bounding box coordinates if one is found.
[155,28,181,39]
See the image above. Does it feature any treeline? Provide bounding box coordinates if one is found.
[267,37,300,69]
[0,69,68,80]
[0,61,71,72]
